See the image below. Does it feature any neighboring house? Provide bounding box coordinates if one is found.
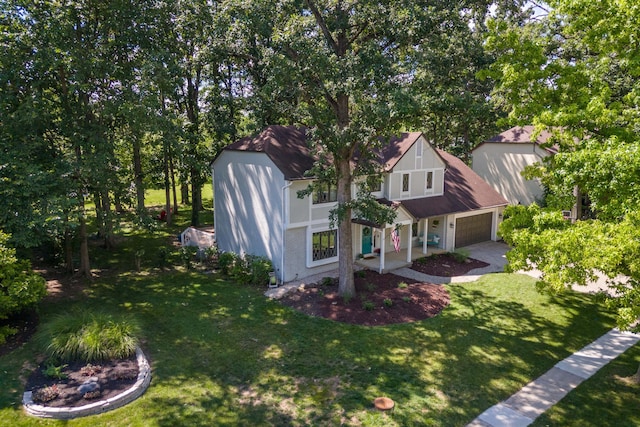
[212,125,507,283]
[471,125,557,205]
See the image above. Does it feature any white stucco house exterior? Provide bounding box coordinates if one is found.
[212,125,508,284]
[471,126,557,205]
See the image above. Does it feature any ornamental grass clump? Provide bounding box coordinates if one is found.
[37,311,140,362]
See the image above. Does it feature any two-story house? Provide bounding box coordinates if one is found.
[211,125,507,284]
[471,126,557,205]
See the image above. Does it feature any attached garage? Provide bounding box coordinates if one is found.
[455,213,493,248]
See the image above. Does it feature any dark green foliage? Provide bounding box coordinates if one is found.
[362,300,375,311]
[179,246,198,270]
[218,252,274,286]
[41,363,68,380]
[450,248,470,263]
[157,247,170,270]
[217,252,237,276]
[0,232,46,344]
[36,311,140,363]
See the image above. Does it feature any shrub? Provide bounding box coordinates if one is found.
[179,246,198,270]
[383,298,393,307]
[231,255,273,286]
[397,282,408,289]
[248,255,273,286]
[42,363,68,379]
[362,300,375,311]
[0,231,47,344]
[321,277,335,287]
[451,248,470,263]
[218,251,237,275]
[157,246,170,269]
[36,311,140,362]
[219,252,273,286]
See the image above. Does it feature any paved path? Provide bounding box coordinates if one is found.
[465,328,640,426]
[266,241,640,426]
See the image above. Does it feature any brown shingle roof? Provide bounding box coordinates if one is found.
[399,150,508,219]
[220,126,508,217]
[481,125,558,154]
[222,125,314,180]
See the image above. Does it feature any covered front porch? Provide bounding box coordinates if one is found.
[355,244,447,273]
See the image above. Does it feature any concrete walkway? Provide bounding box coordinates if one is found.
[266,241,640,426]
[465,328,640,427]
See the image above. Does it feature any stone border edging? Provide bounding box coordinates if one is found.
[23,346,151,419]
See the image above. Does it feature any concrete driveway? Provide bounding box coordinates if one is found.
[460,240,615,294]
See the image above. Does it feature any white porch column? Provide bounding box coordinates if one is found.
[423,218,428,254]
[379,227,386,274]
[406,224,412,263]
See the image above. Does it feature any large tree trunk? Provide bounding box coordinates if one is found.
[190,167,201,227]
[101,189,115,249]
[336,158,355,298]
[181,181,190,205]
[170,152,178,214]
[64,214,74,274]
[163,137,173,226]
[77,201,91,278]
[133,133,145,213]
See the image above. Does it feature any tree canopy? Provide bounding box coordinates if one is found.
[488,0,640,331]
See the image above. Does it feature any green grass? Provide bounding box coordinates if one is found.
[0,209,635,426]
[144,183,213,207]
[532,342,640,427]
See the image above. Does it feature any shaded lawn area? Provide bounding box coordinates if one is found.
[0,213,635,426]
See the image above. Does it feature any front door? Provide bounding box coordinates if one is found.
[361,227,372,254]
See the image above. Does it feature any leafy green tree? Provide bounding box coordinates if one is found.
[249,1,504,297]
[0,231,46,344]
[489,0,640,332]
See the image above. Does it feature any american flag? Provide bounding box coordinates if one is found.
[391,228,400,253]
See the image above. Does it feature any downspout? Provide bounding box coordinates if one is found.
[211,164,215,235]
[281,181,292,284]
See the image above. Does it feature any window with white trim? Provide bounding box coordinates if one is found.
[416,141,423,157]
[402,173,410,193]
[312,229,338,261]
[313,183,337,204]
[426,171,433,190]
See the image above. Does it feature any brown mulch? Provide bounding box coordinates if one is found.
[410,253,489,277]
[278,270,450,326]
[25,356,139,407]
[0,267,139,409]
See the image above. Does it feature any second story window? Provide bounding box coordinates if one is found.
[367,175,382,193]
[426,171,433,190]
[313,183,337,204]
[402,173,410,193]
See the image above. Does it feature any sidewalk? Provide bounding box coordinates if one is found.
[465,328,640,427]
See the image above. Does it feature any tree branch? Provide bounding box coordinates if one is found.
[305,0,340,55]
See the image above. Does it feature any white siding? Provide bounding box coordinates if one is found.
[213,151,285,278]
[472,143,550,205]
[284,226,338,282]
[387,137,446,200]
[289,181,311,225]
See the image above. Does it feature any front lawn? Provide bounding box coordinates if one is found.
[0,212,632,426]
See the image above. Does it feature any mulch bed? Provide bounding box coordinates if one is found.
[0,268,139,409]
[25,356,139,408]
[278,270,450,326]
[410,253,489,277]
